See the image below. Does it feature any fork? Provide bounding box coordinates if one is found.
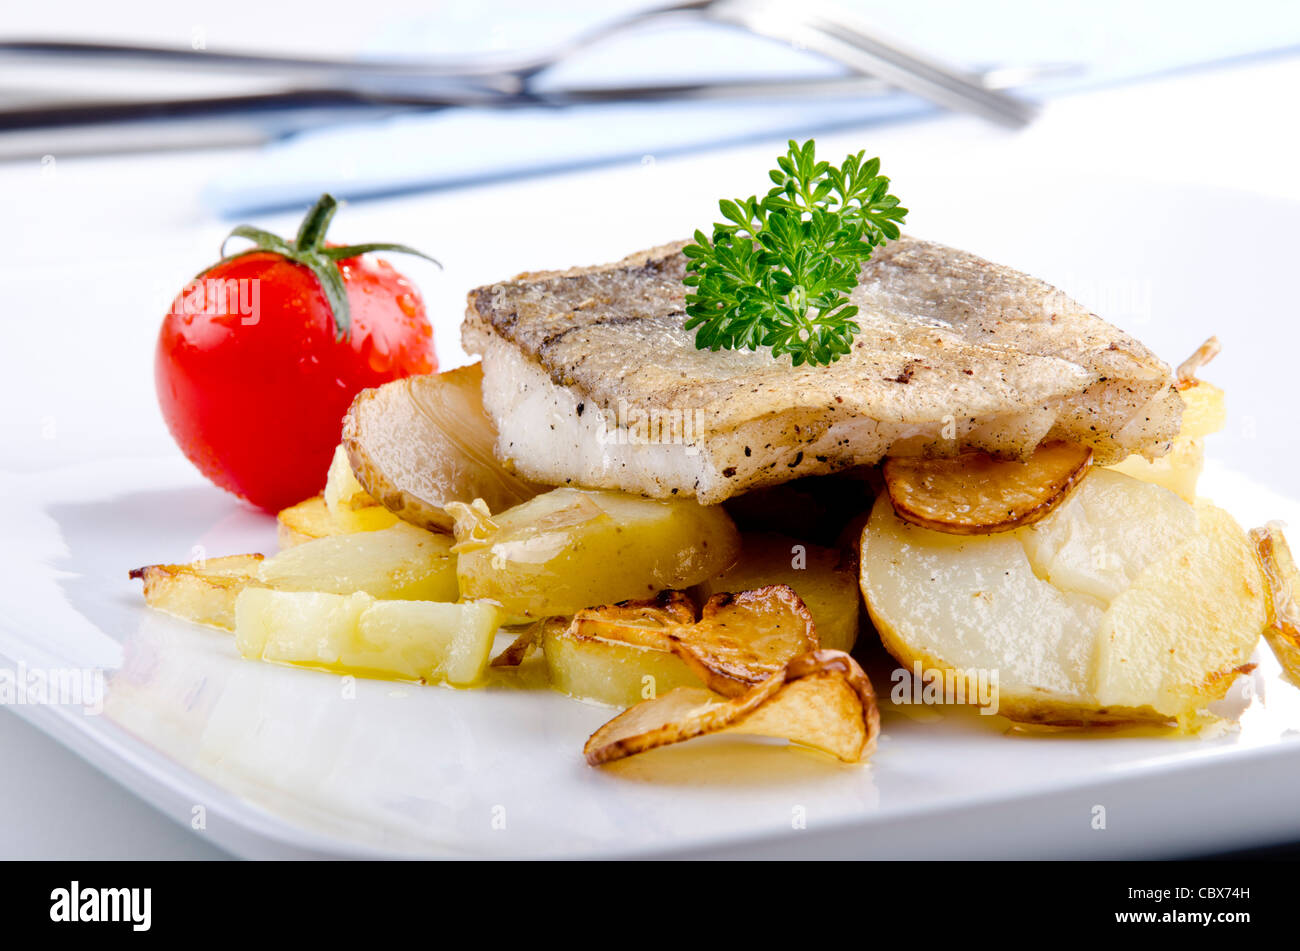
[0,0,1037,126]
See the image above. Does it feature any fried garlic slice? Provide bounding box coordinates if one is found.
[1251,523,1300,688]
[583,649,879,765]
[668,585,817,696]
[883,441,1093,535]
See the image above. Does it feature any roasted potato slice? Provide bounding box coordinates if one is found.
[1108,343,1223,500]
[343,363,544,533]
[1108,437,1205,503]
[543,617,704,708]
[135,523,456,629]
[583,650,879,765]
[257,521,458,601]
[234,589,503,686]
[1250,523,1300,687]
[1177,379,1227,439]
[276,493,397,548]
[861,468,1266,725]
[1109,340,1224,501]
[695,533,859,652]
[883,441,1092,535]
[543,593,703,706]
[129,554,264,630]
[453,487,739,618]
[323,444,400,533]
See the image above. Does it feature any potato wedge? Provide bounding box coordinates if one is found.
[1108,341,1224,501]
[129,554,264,630]
[453,487,739,618]
[543,617,704,708]
[695,532,859,652]
[343,363,544,533]
[234,588,502,686]
[543,593,703,705]
[861,468,1266,725]
[583,650,879,765]
[1108,437,1204,503]
[1177,379,1227,439]
[323,444,400,533]
[883,441,1092,535]
[1250,524,1300,688]
[257,521,458,602]
[276,493,397,548]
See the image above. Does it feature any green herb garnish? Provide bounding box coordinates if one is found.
[682,139,907,367]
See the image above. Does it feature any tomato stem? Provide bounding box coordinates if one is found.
[217,193,441,342]
[294,193,340,254]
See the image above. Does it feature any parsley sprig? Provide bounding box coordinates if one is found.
[682,139,907,367]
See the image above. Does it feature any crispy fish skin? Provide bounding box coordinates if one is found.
[463,237,1182,505]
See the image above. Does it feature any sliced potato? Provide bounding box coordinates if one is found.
[1093,502,1264,717]
[234,588,502,685]
[883,441,1092,535]
[543,617,704,708]
[861,468,1267,724]
[257,521,458,602]
[343,363,543,533]
[1177,380,1226,439]
[1108,377,1223,501]
[276,494,396,548]
[696,532,859,652]
[324,445,400,533]
[454,487,739,618]
[583,650,879,765]
[1108,437,1204,503]
[543,594,704,707]
[1251,524,1300,687]
[129,554,264,630]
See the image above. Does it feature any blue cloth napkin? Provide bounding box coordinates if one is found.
[204,0,1300,216]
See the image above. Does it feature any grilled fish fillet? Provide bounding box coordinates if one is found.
[462,236,1182,505]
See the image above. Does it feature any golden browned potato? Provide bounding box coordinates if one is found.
[257,521,458,602]
[275,493,396,548]
[543,618,704,708]
[134,522,458,631]
[1109,380,1225,502]
[343,364,543,532]
[129,554,264,630]
[453,487,739,618]
[883,441,1092,535]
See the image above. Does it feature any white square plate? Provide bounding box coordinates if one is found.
[3,132,1299,858]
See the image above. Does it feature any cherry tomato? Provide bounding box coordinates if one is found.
[156,195,438,512]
